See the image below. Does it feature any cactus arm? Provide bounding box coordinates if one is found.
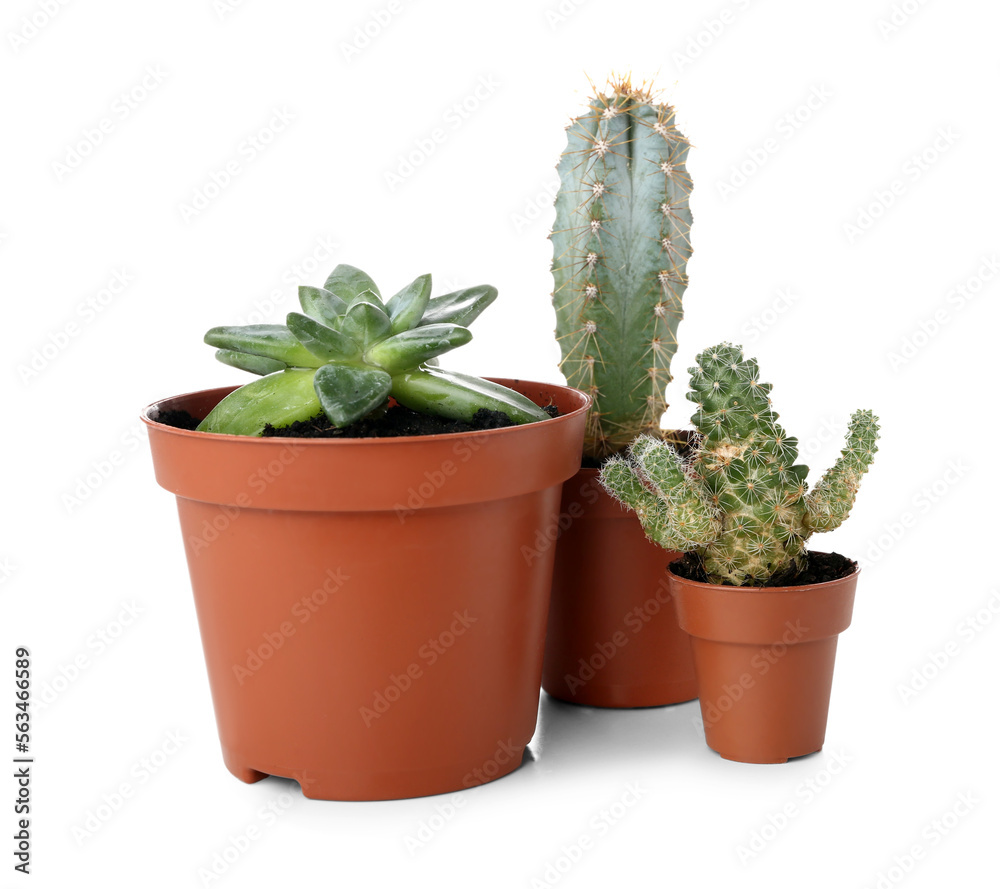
[804,409,881,533]
[600,455,692,552]
[628,436,722,548]
[600,449,720,552]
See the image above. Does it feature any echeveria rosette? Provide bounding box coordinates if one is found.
[197,264,549,436]
[599,342,880,586]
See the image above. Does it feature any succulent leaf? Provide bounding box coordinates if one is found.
[385,273,433,334]
[214,349,287,376]
[196,369,321,436]
[324,264,381,302]
[599,342,880,585]
[365,324,472,373]
[804,409,880,533]
[348,288,385,310]
[391,367,549,425]
[298,285,347,328]
[313,364,392,428]
[286,312,360,362]
[205,324,323,368]
[420,285,498,327]
[340,301,392,350]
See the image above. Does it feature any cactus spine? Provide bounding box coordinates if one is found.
[551,78,693,460]
[600,343,880,586]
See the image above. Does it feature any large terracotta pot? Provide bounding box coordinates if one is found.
[143,379,589,800]
[671,559,858,764]
[541,468,698,708]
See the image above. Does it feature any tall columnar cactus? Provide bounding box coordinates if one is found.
[600,343,880,586]
[551,78,693,459]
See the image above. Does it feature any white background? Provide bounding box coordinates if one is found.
[2,0,997,886]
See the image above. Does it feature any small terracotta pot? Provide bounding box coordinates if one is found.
[671,560,858,764]
[541,468,698,708]
[143,379,588,800]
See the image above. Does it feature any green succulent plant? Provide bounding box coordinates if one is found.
[198,263,550,435]
[551,77,693,460]
[599,342,880,586]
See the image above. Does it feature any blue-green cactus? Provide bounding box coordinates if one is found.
[551,78,693,459]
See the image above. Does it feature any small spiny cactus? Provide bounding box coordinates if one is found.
[551,77,693,459]
[600,342,880,586]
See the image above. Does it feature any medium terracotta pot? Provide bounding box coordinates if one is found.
[541,468,698,708]
[143,379,589,800]
[671,560,858,764]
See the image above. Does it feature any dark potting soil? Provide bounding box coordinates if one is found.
[263,405,518,438]
[582,429,703,469]
[262,403,560,439]
[152,409,200,430]
[669,550,857,588]
[153,403,559,438]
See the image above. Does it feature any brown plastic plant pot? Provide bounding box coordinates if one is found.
[670,559,858,764]
[541,468,698,708]
[143,378,589,801]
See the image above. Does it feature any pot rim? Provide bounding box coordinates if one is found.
[143,377,591,511]
[669,553,860,644]
[141,377,590,446]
